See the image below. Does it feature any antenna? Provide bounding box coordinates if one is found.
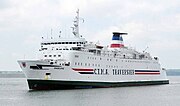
[59,30,61,38]
[71,9,80,37]
[143,46,149,53]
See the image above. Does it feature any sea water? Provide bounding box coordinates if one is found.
[0,77,180,106]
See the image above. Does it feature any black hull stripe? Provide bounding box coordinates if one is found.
[78,72,94,74]
[27,79,169,90]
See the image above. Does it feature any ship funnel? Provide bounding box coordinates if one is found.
[110,32,127,48]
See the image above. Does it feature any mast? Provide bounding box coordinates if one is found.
[72,9,80,37]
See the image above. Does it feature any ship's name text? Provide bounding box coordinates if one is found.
[94,69,134,75]
[112,69,134,75]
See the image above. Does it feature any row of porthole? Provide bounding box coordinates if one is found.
[86,56,153,64]
[44,55,61,57]
[74,62,101,67]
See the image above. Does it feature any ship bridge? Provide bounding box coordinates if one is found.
[39,9,86,61]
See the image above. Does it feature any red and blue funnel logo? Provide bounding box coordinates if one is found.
[110,32,127,48]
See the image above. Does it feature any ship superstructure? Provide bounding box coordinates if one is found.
[18,10,169,90]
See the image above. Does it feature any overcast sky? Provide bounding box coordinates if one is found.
[0,0,180,71]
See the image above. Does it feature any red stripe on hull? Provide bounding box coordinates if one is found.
[72,68,94,71]
[135,72,160,75]
[110,44,124,48]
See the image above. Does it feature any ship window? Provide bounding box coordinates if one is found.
[78,63,80,65]
[66,42,68,44]
[56,48,58,50]
[62,42,65,44]
[73,42,76,44]
[75,62,77,65]
[63,49,65,50]
[54,55,56,57]
[59,49,62,50]
[88,63,90,66]
[44,55,47,57]
[69,42,72,44]
[100,58,102,60]
[85,63,87,66]
[49,55,52,57]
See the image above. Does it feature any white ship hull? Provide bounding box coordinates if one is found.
[18,58,169,90]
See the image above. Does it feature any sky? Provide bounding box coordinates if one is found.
[0,0,180,71]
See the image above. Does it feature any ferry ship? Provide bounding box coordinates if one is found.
[18,10,169,90]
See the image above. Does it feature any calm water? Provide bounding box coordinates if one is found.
[0,77,180,106]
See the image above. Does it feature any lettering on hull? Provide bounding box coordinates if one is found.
[72,68,160,76]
